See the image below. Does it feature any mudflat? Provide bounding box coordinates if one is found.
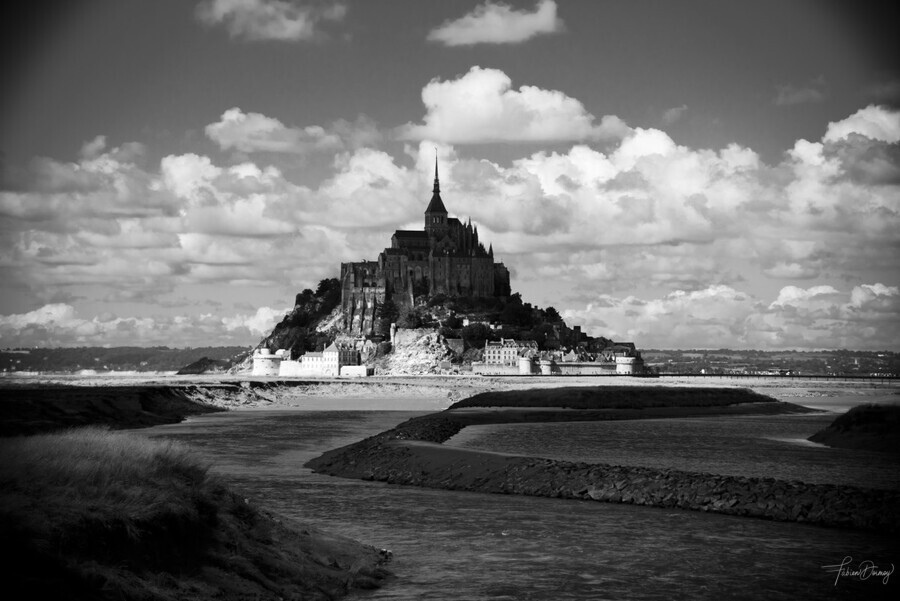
[306,386,900,533]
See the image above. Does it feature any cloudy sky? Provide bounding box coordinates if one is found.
[1,0,898,350]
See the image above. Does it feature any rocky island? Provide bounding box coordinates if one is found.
[239,161,645,379]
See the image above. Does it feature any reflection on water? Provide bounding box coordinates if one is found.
[446,414,900,491]
[146,410,898,600]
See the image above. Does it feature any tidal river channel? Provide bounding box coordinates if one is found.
[146,404,898,600]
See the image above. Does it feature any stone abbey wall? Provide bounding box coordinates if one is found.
[340,262,386,336]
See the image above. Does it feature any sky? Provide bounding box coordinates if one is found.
[1,0,898,350]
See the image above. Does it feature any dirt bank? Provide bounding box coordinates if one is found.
[0,384,224,436]
[306,387,900,533]
[809,404,900,453]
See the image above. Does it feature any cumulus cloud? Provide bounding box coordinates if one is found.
[0,303,289,347]
[769,285,841,309]
[222,305,288,335]
[743,283,900,349]
[399,67,630,143]
[848,283,899,310]
[563,285,757,349]
[2,98,899,349]
[774,76,827,106]
[205,108,379,154]
[396,104,898,292]
[427,0,563,46]
[0,133,430,319]
[196,0,346,42]
[563,283,900,350]
[823,104,900,144]
[205,108,341,153]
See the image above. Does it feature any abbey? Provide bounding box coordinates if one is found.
[340,160,511,335]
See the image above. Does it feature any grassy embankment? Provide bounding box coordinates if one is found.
[1,428,390,601]
[810,403,900,453]
[0,385,224,436]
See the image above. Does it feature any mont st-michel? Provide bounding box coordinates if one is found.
[2,3,899,601]
[249,159,646,378]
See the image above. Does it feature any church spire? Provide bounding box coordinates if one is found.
[425,151,448,235]
[433,151,440,194]
[425,152,447,217]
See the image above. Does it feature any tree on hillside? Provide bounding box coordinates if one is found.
[499,294,534,327]
[544,306,561,323]
[461,323,494,348]
[295,289,314,306]
[315,278,341,309]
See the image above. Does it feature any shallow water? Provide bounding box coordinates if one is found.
[146,410,899,600]
[445,414,900,490]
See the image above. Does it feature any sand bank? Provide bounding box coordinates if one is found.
[306,387,900,533]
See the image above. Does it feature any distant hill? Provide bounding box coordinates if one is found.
[642,349,899,377]
[175,356,235,375]
[0,346,250,374]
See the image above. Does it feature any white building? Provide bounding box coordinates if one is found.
[251,348,289,376]
[483,339,539,366]
[278,342,360,377]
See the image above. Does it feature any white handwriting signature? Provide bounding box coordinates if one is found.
[822,556,894,586]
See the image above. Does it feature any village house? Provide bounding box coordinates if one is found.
[253,343,362,377]
[483,338,539,366]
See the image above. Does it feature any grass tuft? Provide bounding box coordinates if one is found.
[1,426,389,600]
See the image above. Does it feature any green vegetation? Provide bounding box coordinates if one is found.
[449,386,780,410]
[263,278,343,356]
[1,428,389,600]
[418,293,608,352]
[287,278,342,330]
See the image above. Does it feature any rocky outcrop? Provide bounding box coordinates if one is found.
[307,401,900,534]
[376,328,454,375]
